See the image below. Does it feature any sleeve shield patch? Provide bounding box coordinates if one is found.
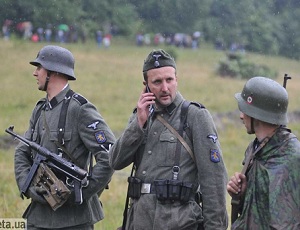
[210,149,221,163]
[95,131,107,144]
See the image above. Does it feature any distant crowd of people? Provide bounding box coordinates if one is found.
[95,30,112,48]
[135,31,201,49]
[1,20,113,48]
[2,20,88,44]
[2,19,247,53]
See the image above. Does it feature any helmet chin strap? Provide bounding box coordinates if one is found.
[43,71,51,91]
[250,117,255,134]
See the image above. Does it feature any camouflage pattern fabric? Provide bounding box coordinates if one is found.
[232,127,300,229]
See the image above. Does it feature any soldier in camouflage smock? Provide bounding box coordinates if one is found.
[14,45,115,230]
[109,49,228,230]
[227,76,300,229]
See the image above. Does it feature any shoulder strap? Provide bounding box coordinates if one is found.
[72,93,87,105]
[156,100,195,162]
[174,100,191,167]
[31,100,46,141]
[190,101,205,109]
[157,115,194,162]
[57,89,74,145]
[54,89,82,165]
[181,100,190,129]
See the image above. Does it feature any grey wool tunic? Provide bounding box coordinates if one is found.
[15,85,115,228]
[110,92,228,230]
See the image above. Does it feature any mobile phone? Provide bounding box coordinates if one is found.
[145,85,154,113]
[146,84,151,93]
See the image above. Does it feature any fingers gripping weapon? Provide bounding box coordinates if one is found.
[32,162,71,210]
[6,126,88,209]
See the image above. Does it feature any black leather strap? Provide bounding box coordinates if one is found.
[57,89,74,145]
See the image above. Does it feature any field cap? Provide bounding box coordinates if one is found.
[143,49,176,72]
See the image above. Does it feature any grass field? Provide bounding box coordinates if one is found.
[1,37,300,229]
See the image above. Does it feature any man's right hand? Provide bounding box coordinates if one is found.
[136,87,155,128]
[28,186,47,204]
[227,172,247,197]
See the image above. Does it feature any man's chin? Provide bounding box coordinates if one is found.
[158,100,172,107]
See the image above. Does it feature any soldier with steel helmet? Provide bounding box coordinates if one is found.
[14,45,115,230]
[227,76,300,229]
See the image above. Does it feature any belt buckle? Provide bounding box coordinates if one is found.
[141,183,151,194]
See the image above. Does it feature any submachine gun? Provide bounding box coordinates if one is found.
[5,126,88,210]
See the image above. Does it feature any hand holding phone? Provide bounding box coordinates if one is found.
[145,85,154,114]
[137,85,155,128]
[145,85,151,93]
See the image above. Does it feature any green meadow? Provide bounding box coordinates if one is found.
[1,38,300,229]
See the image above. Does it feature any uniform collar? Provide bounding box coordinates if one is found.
[45,85,70,110]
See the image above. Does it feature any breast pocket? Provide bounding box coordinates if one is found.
[49,130,72,144]
[49,130,72,157]
[158,130,177,166]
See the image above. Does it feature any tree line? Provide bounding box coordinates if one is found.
[1,0,300,59]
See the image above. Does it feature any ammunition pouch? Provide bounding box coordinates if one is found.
[127,177,194,204]
[127,176,141,199]
[154,179,169,201]
[154,179,193,203]
[32,163,71,211]
[169,180,183,201]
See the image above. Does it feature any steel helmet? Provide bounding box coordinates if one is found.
[30,45,76,80]
[235,76,288,125]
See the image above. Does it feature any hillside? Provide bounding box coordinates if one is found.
[1,38,300,229]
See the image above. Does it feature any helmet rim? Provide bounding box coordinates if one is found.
[235,92,288,125]
[235,76,288,125]
[30,45,76,80]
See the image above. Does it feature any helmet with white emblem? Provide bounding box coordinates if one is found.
[235,76,288,125]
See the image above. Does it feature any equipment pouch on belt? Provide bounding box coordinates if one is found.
[154,179,168,202]
[127,176,141,199]
[180,182,193,203]
[168,180,182,201]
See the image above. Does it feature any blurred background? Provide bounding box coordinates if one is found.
[1,1,300,229]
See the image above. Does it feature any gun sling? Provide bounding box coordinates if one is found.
[156,100,195,163]
[231,136,270,224]
[119,100,194,229]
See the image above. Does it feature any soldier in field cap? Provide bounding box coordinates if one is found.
[14,45,115,230]
[142,49,176,71]
[110,49,228,229]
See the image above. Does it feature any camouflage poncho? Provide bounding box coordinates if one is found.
[232,127,300,229]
